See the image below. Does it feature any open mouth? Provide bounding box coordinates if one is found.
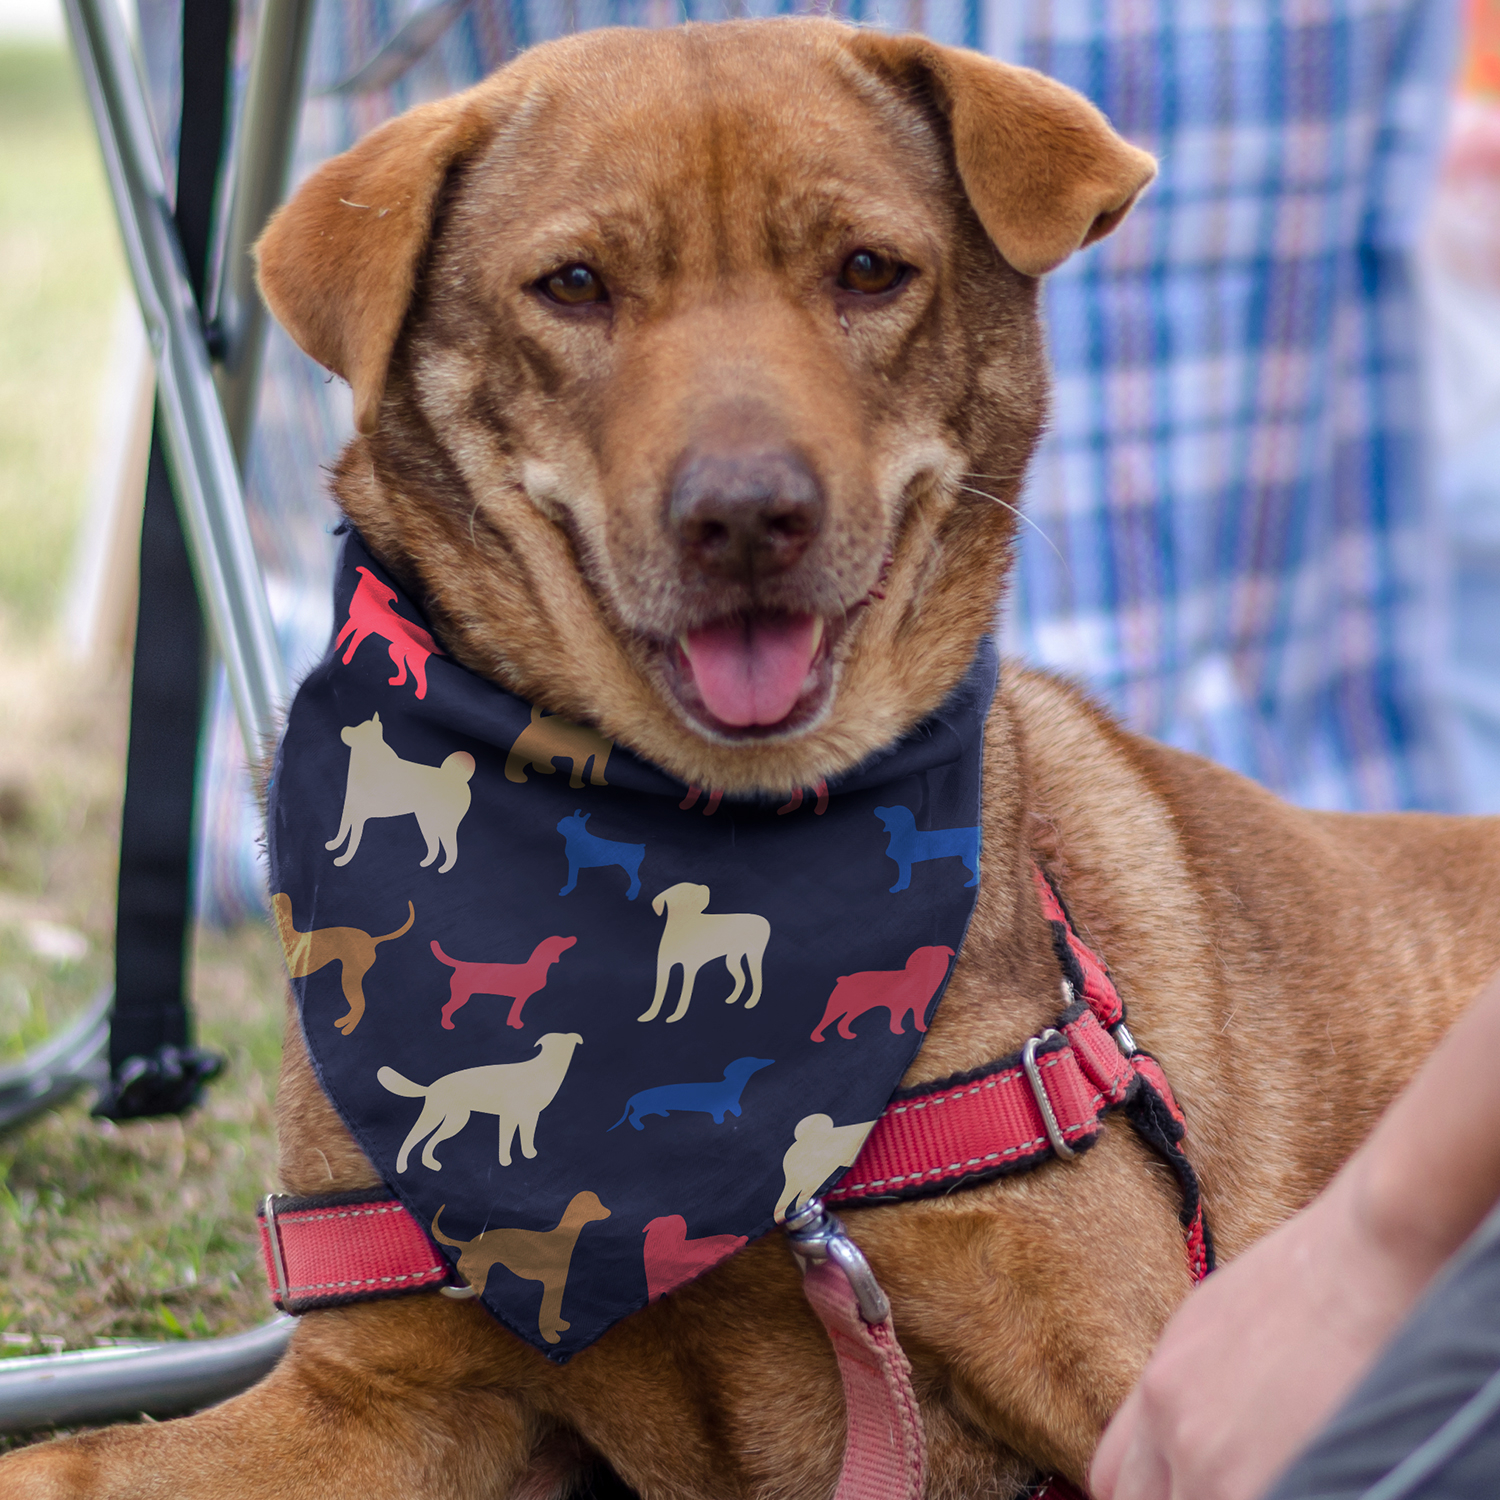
[655,612,839,740]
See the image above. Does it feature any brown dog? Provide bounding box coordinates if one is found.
[431,1193,613,1346]
[271,892,415,1036]
[8,18,1499,1500]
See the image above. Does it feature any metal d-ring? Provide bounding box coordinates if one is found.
[262,1194,291,1309]
[1021,1030,1077,1161]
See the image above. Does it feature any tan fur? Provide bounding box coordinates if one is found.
[6,18,1497,1500]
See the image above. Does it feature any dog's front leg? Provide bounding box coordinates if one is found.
[0,1300,543,1500]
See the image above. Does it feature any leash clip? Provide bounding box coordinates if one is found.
[783,1197,891,1325]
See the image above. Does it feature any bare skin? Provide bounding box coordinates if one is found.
[1092,965,1500,1500]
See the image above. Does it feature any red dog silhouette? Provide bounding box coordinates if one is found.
[335,566,443,699]
[642,1214,747,1301]
[810,944,955,1042]
[431,935,577,1030]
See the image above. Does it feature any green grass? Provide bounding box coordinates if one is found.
[0,43,128,633]
[0,42,288,1452]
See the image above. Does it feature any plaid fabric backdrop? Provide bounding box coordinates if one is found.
[139,0,1459,920]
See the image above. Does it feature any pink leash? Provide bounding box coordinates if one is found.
[786,1200,926,1500]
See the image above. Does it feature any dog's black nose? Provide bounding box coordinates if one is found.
[668,447,824,579]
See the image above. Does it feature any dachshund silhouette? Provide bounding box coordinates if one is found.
[379,1032,582,1172]
[327,714,474,873]
[271,893,414,1036]
[873,804,981,893]
[642,1215,748,1301]
[431,1191,610,1344]
[431,935,577,1030]
[608,1056,773,1131]
[640,883,771,1023]
[334,565,443,699]
[556,810,644,900]
[810,944,955,1042]
[505,705,613,788]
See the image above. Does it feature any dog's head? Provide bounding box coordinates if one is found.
[258,18,1151,794]
[651,880,711,916]
[339,713,383,748]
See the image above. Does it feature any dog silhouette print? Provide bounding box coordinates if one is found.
[873,804,981,893]
[271,893,415,1036]
[378,1031,582,1171]
[774,1113,876,1221]
[334,565,443,699]
[639,883,771,1024]
[810,945,955,1042]
[505,705,613,788]
[326,714,474,872]
[431,935,577,1030]
[641,1215,748,1301]
[431,1191,610,1345]
[556,810,644,900]
[608,1057,773,1130]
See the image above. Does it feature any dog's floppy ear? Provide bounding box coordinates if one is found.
[844,32,1156,275]
[255,89,496,435]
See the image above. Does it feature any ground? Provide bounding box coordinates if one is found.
[0,39,286,1451]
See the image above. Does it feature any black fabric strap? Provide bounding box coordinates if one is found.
[98,0,236,1120]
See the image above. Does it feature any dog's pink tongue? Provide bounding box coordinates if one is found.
[681,615,820,727]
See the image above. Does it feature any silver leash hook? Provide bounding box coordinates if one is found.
[783,1197,891,1325]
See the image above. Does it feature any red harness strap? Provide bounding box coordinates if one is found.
[258,866,1212,1500]
[830,868,1214,1285]
[257,1190,453,1312]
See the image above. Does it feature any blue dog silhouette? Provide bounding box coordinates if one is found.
[557,809,645,899]
[874,804,980,894]
[609,1057,774,1131]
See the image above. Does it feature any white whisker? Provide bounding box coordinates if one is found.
[955,482,1070,573]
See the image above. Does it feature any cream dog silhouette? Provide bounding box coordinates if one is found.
[505,705,613,788]
[271,892,415,1036]
[378,1031,582,1172]
[431,1191,610,1345]
[326,713,474,873]
[773,1112,876,1221]
[639,882,771,1024]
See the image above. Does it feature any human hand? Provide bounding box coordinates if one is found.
[1088,1163,1429,1500]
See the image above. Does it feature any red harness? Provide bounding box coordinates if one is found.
[259,866,1211,1496]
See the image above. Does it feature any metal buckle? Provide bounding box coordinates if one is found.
[783,1198,891,1325]
[1020,1029,1078,1161]
[263,1194,291,1310]
[1111,1020,1138,1056]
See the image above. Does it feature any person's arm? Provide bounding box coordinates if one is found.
[1090,966,1500,1500]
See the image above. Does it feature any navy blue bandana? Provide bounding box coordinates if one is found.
[267,532,995,1360]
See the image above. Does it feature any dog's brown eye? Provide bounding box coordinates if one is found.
[541,264,607,306]
[839,250,906,296]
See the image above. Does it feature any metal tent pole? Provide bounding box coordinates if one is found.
[0,1,310,1431]
[61,0,289,761]
[207,0,317,461]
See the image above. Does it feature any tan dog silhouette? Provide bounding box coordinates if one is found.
[431,1191,611,1345]
[271,893,415,1036]
[378,1031,583,1172]
[326,713,475,873]
[639,882,771,1024]
[774,1113,876,1221]
[505,705,613,788]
